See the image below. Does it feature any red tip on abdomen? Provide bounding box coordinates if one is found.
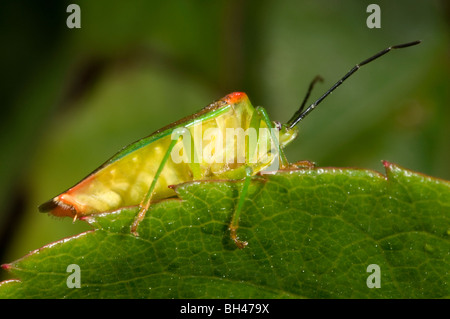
[50,175,96,218]
[222,92,248,104]
[1,263,11,270]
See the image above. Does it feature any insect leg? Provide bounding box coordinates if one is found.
[291,160,315,169]
[229,166,253,249]
[131,136,180,236]
[186,126,203,179]
[226,108,265,248]
[245,106,262,164]
[255,106,289,168]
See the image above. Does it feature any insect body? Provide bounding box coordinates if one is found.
[40,41,420,248]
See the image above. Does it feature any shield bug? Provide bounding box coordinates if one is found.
[40,41,421,248]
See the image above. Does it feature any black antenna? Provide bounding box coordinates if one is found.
[286,40,421,130]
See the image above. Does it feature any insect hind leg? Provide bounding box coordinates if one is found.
[131,137,179,236]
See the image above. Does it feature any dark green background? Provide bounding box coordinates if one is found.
[0,0,448,279]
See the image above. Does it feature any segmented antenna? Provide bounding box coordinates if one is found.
[286,40,421,129]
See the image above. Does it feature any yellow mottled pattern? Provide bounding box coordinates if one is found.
[66,97,289,214]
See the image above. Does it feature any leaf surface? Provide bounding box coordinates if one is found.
[1,162,449,298]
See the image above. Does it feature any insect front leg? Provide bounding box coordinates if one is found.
[254,106,289,169]
[229,166,253,249]
[290,160,315,169]
[228,107,286,248]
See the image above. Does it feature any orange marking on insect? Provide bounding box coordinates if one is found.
[223,92,248,105]
[50,174,97,218]
[1,263,12,270]
[49,198,77,218]
[59,193,85,212]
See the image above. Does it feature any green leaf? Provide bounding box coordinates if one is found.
[1,162,449,298]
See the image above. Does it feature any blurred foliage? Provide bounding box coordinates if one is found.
[0,0,449,282]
